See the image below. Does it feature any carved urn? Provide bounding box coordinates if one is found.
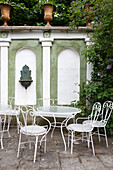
[41,3,56,27]
[0,3,13,26]
[85,3,93,27]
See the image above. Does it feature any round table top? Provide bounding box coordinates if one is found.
[0,104,11,110]
[0,104,19,115]
[37,106,81,118]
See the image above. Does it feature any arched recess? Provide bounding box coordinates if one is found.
[58,48,80,105]
[15,48,36,105]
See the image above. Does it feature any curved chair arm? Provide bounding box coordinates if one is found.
[76,117,88,124]
[39,112,51,133]
[65,114,76,128]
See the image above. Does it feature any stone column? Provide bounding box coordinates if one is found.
[85,37,93,81]
[0,39,10,105]
[41,41,52,106]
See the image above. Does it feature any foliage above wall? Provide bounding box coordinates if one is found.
[0,0,72,26]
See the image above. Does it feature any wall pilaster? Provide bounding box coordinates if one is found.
[41,41,52,106]
[0,39,11,104]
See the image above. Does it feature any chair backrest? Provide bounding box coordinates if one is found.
[37,98,58,107]
[90,102,101,121]
[101,101,113,123]
[16,105,51,132]
[16,105,35,127]
[8,97,15,109]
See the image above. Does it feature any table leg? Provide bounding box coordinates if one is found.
[61,117,69,151]
[7,115,11,137]
[51,114,56,138]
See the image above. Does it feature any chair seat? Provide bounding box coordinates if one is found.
[83,120,106,127]
[93,121,106,127]
[67,123,93,132]
[21,125,47,135]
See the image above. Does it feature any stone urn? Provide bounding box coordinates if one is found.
[0,3,13,26]
[41,3,56,27]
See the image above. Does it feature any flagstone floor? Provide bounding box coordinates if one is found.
[0,126,113,170]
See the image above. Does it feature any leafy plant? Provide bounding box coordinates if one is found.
[0,0,11,3]
[70,0,113,135]
[39,0,54,4]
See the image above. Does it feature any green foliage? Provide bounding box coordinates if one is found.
[70,0,113,135]
[0,0,11,3]
[0,0,72,26]
[68,0,95,27]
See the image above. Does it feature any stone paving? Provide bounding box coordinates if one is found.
[0,126,113,170]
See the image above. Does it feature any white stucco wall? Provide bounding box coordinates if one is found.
[0,27,92,105]
[15,48,36,105]
[58,48,80,105]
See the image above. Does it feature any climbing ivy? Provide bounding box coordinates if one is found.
[69,0,113,135]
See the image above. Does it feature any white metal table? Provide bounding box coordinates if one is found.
[37,106,81,151]
[0,104,19,137]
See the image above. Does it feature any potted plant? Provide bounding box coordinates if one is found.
[84,1,94,27]
[0,0,13,26]
[40,0,56,27]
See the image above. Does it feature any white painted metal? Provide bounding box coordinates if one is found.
[15,48,36,105]
[91,101,113,147]
[37,99,81,151]
[76,102,102,124]
[17,105,51,163]
[66,117,95,155]
[0,114,6,149]
[0,103,20,137]
[58,48,80,105]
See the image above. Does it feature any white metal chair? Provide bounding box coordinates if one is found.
[76,102,101,144]
[76,102,102,125]
[65,102,102,155]
[17,105,51,163]
[0,115,6,149]
[65,116,95,155]
[90,101,113,147]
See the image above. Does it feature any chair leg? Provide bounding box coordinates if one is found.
[17,132,21,158]
[7,116,11,137]
[34,136,38,163]
[104,127,108,147]
[44,136,46,153]
[51,116,56,138]
[90,132,95,155]
[68,132,70,148]
[71,131,74,154]
[51,125,55,138]
[16,117,19,134]
[97,127,101,142]
[87,132,90,148]
[1,133,4,149]
[82,132,84,142]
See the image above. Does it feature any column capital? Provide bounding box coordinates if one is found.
[41,41,52,47]
[0,38,11,47]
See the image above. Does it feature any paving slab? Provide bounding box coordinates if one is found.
[0,126,113,170]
